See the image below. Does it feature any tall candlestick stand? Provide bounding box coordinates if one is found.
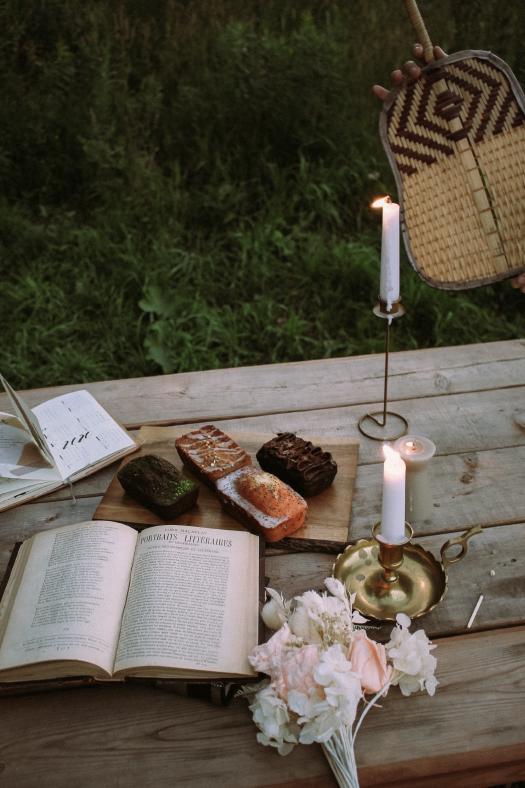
[358,298,408,441]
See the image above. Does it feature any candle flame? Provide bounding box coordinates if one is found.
[404,438,423,453]
[371,195,392,209]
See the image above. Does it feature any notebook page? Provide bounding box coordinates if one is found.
[33,391,135,481]
[0,413,59,483]
[0,375,54,465]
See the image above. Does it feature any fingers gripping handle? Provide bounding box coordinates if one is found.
[403,0,434,63]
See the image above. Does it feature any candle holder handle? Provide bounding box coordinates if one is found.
[440,525,483,568]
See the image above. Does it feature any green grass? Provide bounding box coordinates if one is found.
[1,0,524,389]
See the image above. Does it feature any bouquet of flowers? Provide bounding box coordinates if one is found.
[243,578,437,788]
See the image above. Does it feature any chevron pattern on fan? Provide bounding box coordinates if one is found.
[387,57,525,176]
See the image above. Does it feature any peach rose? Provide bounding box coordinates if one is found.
[348,630,392,694]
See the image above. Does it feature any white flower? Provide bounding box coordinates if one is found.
[261,588,291,630]
[248,682,298,755]
[324,576,347,602]
[316,645,362,716]
[296,589,329,617]
[288,687,343,745]
[386,616,438,696]
[314,643,350,684]
[299,703,341,744]
[288,602,323,643]
[287,688,315,718]
[249,623,298,674]
[396,612,411,629]
[322,595,348,618]
[289,588,353,647]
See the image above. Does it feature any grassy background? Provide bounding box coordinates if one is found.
[1,0,524,390]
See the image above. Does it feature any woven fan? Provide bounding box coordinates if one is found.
[381,0,525,289]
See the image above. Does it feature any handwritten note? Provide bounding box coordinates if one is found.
[33,391,135,480]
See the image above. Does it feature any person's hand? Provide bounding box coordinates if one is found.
[373,43,525,295]
[372,43,446,101]
[511,273,525,293]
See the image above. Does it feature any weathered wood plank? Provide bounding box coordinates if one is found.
[264,522,525,639]
[351,445,525,538]
[1,340,523,428]
[0,626,524,788]
[210,385,525,465]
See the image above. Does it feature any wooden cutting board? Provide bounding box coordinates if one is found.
[93,425,359,546]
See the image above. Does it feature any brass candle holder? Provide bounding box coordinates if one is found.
[332,522,482,621]
[358,298,408,441]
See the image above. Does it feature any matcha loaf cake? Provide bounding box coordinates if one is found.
[117,454,199,518]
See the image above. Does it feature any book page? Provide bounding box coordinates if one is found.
[0,521,137,679]
[114,525,259,678]
[0,412,60,482]
[0,477,58,507]
[32,390,135,480]
[0,375,54,465]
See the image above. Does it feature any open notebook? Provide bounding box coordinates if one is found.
[0,375,137,511]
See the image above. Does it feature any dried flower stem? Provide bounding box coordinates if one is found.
[353,677,395,739]
[322,726,360,788]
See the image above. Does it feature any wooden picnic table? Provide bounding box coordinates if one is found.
[1,338,524,787]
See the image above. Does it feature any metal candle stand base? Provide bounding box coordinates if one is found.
[358,299,408,442]
[332,522,482,621]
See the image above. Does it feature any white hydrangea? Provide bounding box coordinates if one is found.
[248,682,298,755]
[282,645,362,746]
[386,613,438,696]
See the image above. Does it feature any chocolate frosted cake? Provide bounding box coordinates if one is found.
[118,454,199,518]
[256,433,337,497]
[175,425,251,488]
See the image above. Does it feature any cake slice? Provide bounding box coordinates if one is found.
[117,454,199,518]
[175,424,252,487]
[256,433,337,496]
[216,466,307,542]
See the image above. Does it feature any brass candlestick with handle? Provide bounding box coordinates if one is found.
[333,523,482,621]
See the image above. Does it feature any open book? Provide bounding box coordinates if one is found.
[0,520,260,683]
[0,375,137,511]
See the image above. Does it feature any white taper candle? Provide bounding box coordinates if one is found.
[373,196,400,311]
[380,444,406,543]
